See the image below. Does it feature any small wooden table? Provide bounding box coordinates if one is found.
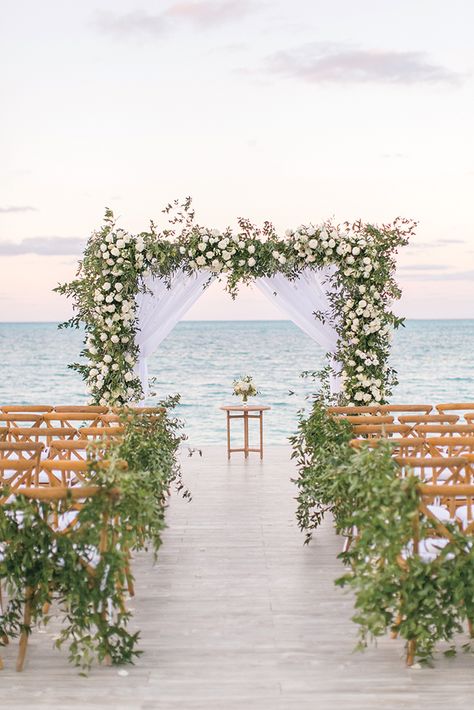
[220,404,271,459]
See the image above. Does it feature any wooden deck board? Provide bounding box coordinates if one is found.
[2,445,474,708]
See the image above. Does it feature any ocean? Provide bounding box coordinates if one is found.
[0,320,472,445]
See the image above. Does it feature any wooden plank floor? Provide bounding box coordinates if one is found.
[2,446,474,708]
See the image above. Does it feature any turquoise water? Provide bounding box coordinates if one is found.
[0,320,472,444]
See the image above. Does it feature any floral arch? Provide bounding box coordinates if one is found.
[57,199,415,407]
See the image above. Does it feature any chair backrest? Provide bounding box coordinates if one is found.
[351,423,412,437]
[346,415,394,426]
[379,404,433,416]
[436,403,474,417]
[327,405,380,415]
[79,426,125,439]
[1,405,53,413]
[53,405,109,413]
[6,426,79,444]
[0,441,44,459]
[413,424,474,437]
[399,414,459,424]
[39,459,91,487]
[395,455,470,484]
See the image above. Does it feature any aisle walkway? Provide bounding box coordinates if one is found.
[3,447,474,709]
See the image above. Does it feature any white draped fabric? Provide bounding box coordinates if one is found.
[135,266,341,396]
[135,268,212,395]
[255,268,341,394]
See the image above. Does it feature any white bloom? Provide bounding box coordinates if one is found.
[272,250,280,259]
[308,239,318,249]
[179,246,186,254]
[222,250,231,261]
[206,251,214,259]
[238,241,245,248]
[248,257,256,267]
[116,239,125,249]
[89,368,99,377]
[328,238,336,248]
[198,241,206,251]
[115,282,123,291]
[211,229,221,237]
[136,239,145,253]
[111,335,119,344]
[352,246,360,255]
[196,255,206,266]
[100,243,107,253]
[363,257,371,265]
[103,354,112,363]
[103,282,111,291]
[110,247,120,257]
[285,229,293,237]
[279,255,286,265]
[106,234,114,244]
[248,244,255,254]
[124,372,134,382]
[238,259,245,266]
[100,333,108,341]
[102,251,110,260]
[112,363,119,371]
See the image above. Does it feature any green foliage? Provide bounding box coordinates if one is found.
[0,405,186,672]
[293,403,474,665]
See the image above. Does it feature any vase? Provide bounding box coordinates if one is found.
[241,397,249,406]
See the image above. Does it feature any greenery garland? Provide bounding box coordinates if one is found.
[56,198,414,406]
[0,403,186,672]
[292,401,474,665]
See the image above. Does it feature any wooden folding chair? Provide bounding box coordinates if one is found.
[42,412,105,430]
[413,424,474,438]
[0,413,46,430]
[436,403,474,419]
[4,485,119,671]
[395,455,470,484]
[38,459,91,487]
[349,437,430,457]
[351,423,411,439]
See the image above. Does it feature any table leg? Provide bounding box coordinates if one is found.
[226,412,231,459]
[260,412,264,459]
[244,411,249,458]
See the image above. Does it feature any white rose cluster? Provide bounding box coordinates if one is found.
[187,228,259,274]
[287,224,341,266]
[86,227,144,404]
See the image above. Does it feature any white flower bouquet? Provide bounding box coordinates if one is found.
[233,375,258,404]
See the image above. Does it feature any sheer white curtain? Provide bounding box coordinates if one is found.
[135,268,212,395]
[255,267,341,393]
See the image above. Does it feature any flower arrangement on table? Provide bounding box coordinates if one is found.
[233,375,258,404]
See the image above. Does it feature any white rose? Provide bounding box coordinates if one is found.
[328,238,336,248]
[363,257,371,265]
[248,257,256,267]
[115,282,123,291]
[222,250,231,261]
[196,255,206,266]
[179,246,186,254]
[103,282,111,291]
[89,368,99,377]
[96,293,104,302]
[352,246,360,255]
[211,229,221,237]
[248,244,255,254]
[100,243,107,253]
[136,240,145,252]
[100,333,108,341]
[308,239,318,249]
[102,251,110,260]
[116,239,125,249]
[106,234,114,244]
[111,335,119,343]
[285,229,293,237]
[238,241,245,248]
[103,354,112,363]
[124,372,134,382]
[279,255,287,265]
[206,251,214,259]
[112,363,119,371]
[198,242,206,251]
[110,247,119,257]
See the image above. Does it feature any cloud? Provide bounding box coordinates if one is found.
[264,43,462,85]
[398,264,451,271]
[0,205,38,213]
[400,270,474,281]
[94,1,256,38]
[409,238,467,250]
[0,237,84,256]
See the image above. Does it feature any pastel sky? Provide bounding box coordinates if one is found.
[1,0,473,321]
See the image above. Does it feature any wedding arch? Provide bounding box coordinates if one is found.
[57,199,415,406]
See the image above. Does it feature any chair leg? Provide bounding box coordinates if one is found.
[0,584,9,646]
[391,612,402,639]
[406,638,416,666]
[468,618,474,638]
[16,586,33,672]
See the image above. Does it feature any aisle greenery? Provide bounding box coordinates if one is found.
[56,198,414,407]
[292,399,474,665]
[0,403,186,672]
